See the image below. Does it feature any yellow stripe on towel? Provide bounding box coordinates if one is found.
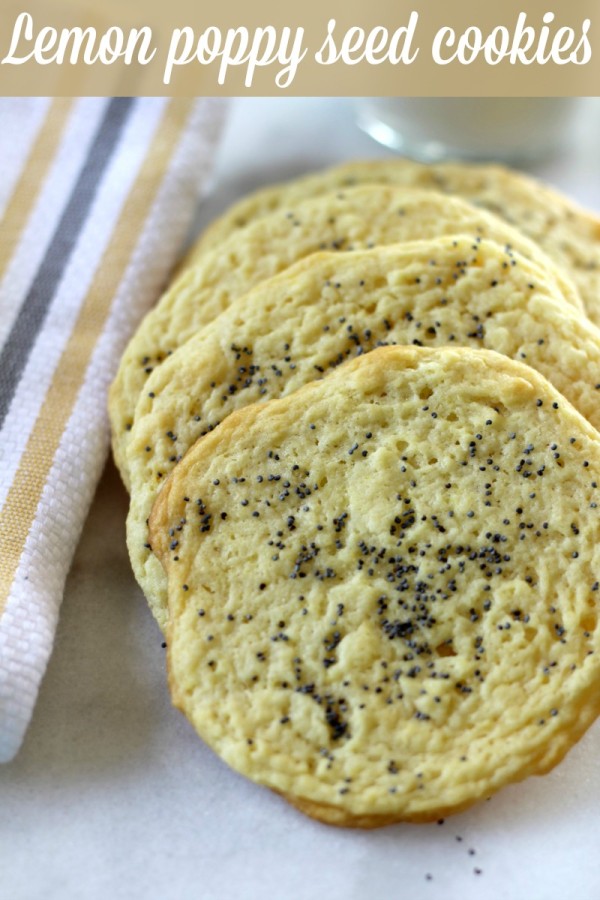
[0,99,195,617]
[0,99,75,286]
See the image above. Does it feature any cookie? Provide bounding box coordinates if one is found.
[150,345,600,826]
[126,236,600,629]
[109,185,581,489]
[186,158,600,324]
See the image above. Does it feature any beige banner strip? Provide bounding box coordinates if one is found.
[0,0,598,95]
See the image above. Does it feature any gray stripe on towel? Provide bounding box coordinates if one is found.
[0,97,136,429]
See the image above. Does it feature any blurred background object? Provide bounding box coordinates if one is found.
[356,98,580,163]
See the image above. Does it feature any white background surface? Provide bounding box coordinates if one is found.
[2,98,600,900]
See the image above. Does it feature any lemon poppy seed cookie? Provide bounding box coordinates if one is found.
[150,346,600,827]
[187,158,600,323]
[109,184,582,489]
[127,236,600,629]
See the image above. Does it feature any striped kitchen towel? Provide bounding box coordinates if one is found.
[0,97,228,763]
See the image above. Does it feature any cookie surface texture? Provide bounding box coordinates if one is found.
[187,158,600,324]
[150,346,600,826]
[127,237,600,629]
[109,184,581,489]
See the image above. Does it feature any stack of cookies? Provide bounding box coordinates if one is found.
[109,159,600,827]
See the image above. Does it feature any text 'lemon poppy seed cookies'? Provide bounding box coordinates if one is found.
[109,184,582,488]
[187,158,600,324]
[150,346,600,827]
[127,236,600,629]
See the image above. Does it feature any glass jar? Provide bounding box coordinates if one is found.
[356,98,579,164]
